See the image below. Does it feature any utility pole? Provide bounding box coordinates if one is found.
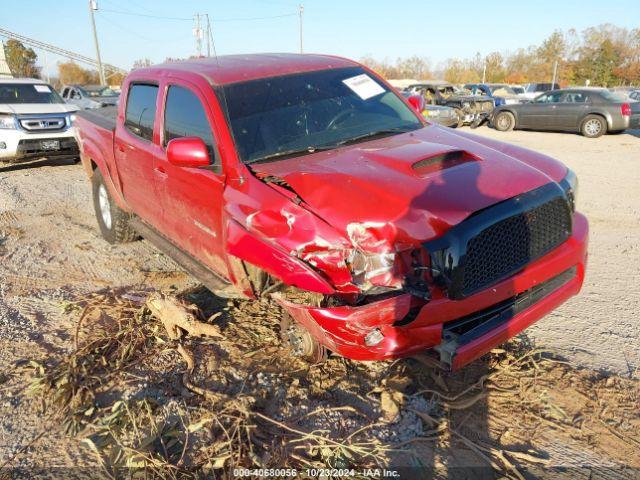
[205,14,211,57]
[298,4,304,54]
[194,14,202,57]
[43,50,50,83]
[88,0,106,85]
[551,60,558,87]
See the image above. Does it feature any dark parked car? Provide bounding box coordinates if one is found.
[463,83,523,106]
[405,83,494,127]
[523,82,560,100]
[492,88,640,137]
[401,91,459,127]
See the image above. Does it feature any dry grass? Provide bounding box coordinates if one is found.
[18,288,640,479]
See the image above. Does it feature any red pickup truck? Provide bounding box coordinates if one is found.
[75,54,588,370]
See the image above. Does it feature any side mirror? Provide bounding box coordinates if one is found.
[407,94,425,112]
[166,137,211,168]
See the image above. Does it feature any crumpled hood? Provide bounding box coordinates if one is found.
[251,126,567,248]
[0,103,79,115]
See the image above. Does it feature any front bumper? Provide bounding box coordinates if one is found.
[0,129,79,162]
[276,212,588,369]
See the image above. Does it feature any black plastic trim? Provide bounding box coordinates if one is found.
[424,182,573,300]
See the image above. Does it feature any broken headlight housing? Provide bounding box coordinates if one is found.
[560,168,578,212]
[346,249,401,294]
[0,114,16,129]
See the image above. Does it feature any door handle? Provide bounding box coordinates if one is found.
[155,165,167,177]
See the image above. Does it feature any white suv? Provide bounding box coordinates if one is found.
[0,78,79,163]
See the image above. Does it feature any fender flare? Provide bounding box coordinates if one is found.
[224,219,336,296]
[80,136,130,211]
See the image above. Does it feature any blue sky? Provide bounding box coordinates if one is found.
[2,0,638,76]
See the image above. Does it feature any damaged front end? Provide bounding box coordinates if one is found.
[255,179,588,370]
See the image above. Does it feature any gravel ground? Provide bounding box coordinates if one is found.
[0,127,638,474]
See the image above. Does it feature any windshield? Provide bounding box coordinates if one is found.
[491,86,516,96]
[511,86,525,94]
[79,86,118,97]
[0,83,64,104]
[220,67,422,164]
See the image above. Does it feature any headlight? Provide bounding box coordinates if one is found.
[560,168,578,212]
[0,114,16,129]
[346,249,400,294]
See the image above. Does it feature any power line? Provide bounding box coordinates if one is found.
[98,8,297,23]
[99,8,192,21]
[0,27,126,74]
[212,13,297,22]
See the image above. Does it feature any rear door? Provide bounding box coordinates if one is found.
[555,91,590,130]
[154,80,228,277]
[113,82,164,227]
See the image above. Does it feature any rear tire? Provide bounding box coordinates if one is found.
[92,169,138,244]
[280,312,328,363]
[580,115,607,138]
[494,111,515,132]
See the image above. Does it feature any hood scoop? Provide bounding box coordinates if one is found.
[412,150,479,177]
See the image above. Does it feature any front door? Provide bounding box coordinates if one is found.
[153,81,228,278]
[518,91,563,129]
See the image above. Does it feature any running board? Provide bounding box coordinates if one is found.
[130,218,242,298]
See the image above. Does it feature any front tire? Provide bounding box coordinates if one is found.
[92,169,138,244]
[580,115,607,138]
[280,312,328,363]
[494,111,515,131]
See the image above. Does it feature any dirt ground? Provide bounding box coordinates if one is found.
[0,127,639,478]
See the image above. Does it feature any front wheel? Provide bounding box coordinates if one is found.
[493,111,515,131]
[280,312,328,363]
[92,169,138,244]
[580,115,607,138]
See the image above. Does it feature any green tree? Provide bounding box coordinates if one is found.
[4,39,40,78]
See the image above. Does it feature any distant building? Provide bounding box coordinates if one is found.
[0,41,13,78]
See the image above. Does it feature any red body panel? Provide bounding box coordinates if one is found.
[75,54,589,368]
[276,213,588,366]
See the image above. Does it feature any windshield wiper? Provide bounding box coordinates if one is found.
[326,127,414,148]
[245,127,414,165]
[246,146,330,165]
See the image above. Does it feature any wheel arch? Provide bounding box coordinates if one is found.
[494,108,518,128]
[581,111,611,129]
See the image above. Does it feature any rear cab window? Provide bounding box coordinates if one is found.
[124,83,159,141]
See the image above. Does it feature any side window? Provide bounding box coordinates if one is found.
[536,91,563,103]
[164,85,215,160]
[563,92,588,103]
[125,83,158,141]
[62,88,69,98]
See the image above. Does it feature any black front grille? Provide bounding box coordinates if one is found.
[16,137,79,159]
[424,183,573,300]
[462,196,571,295]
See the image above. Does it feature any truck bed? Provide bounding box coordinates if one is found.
[77,106,117,131]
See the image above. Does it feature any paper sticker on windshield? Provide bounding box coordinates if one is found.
[342,74,385,100]
[34,85,51,93]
